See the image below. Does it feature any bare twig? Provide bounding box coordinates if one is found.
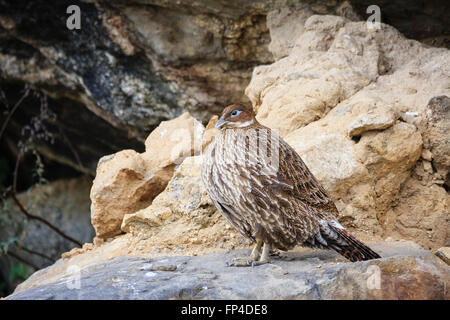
[12,152,21,194]
[58,125,91,179]
[10,194,82,247]
[5,251,39,271]
[10,153,82,247]
[0,88,29,142]
[19,246,55,263]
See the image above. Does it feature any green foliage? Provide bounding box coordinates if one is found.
[9,262,30,283]
[31,149,48,186]
[0,237,18,254]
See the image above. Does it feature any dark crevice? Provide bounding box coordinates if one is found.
[351,135,361,143]
[351,0,450,48]
[0,81,144,192]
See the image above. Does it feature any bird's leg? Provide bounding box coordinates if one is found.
[227,241,270,267]
[259,242,271,264]
[250,240,263,261]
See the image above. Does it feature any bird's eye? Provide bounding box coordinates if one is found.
[230,110,242,117]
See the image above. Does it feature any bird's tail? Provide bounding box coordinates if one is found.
[327,226,381,262]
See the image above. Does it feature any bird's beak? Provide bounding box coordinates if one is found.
[215,118,228,129]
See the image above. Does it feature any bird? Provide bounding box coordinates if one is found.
[201,104,381,266]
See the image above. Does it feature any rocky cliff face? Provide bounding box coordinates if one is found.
[1,0,449,299]
[246,13,450,250]
[1,0,449,173]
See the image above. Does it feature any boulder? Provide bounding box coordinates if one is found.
[1,0,449,176]
[2,1,450,300]
[246,14,450,249]
[143,112,205,168]
[6,241,449,300]
[120,156,249,256]
[0,177,94,294]
[246,16,450,138]
[0,177,94,269]
[422,96,450,188]
[90,113,204,239]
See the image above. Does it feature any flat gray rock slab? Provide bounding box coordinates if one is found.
[6,242,449,300]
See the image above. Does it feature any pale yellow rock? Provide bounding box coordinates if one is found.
[90,150,173,239]
[355,123,422,175]
[120,156,250,253]
[246,15,450,138]
[91,112,205,239]
[247,14,449,247]
[85,13,450,258]
[286,132,367,193]
[421,149,433,161]
[266,6,314,59]
[422,96,450,186]
[347,105,397,138]
[144,112,204,168]
[387,178,449,250]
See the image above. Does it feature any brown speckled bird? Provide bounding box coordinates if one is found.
[201,104,381,266]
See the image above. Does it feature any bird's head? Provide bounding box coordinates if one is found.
[215,104,257,130]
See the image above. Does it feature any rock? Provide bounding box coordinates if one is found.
[284,119,423,236]
[0,177,94,292]
[246,14,450,248]
[0,0,272,141]
[247,16,450,138]
[0,0,184,140]
[266,6,314,59]
[421,149,433,162]
[120,156,249,255]
[422,96,450,187]
[201,116,219,152]
[143,112,204,168]
[286,131,367,195]
[91,113,204,239]
[90,150,171,239]
[435,247,450,265]
[384,178,449,251]
[347,106,397,138]
[1,0,449,177]
[247,15,379,137]
[6,241,450,300]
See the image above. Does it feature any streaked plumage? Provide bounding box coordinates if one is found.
[201,104,381,263]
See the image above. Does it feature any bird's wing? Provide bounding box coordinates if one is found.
[275,136,340,219]
[229,127,339,245]
[236,127,338,219]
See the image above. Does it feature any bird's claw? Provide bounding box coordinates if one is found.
[227,257,253,267]
[227,257,268,267]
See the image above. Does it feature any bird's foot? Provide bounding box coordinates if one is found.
[226,257,269,267]
[227,242,270,267]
